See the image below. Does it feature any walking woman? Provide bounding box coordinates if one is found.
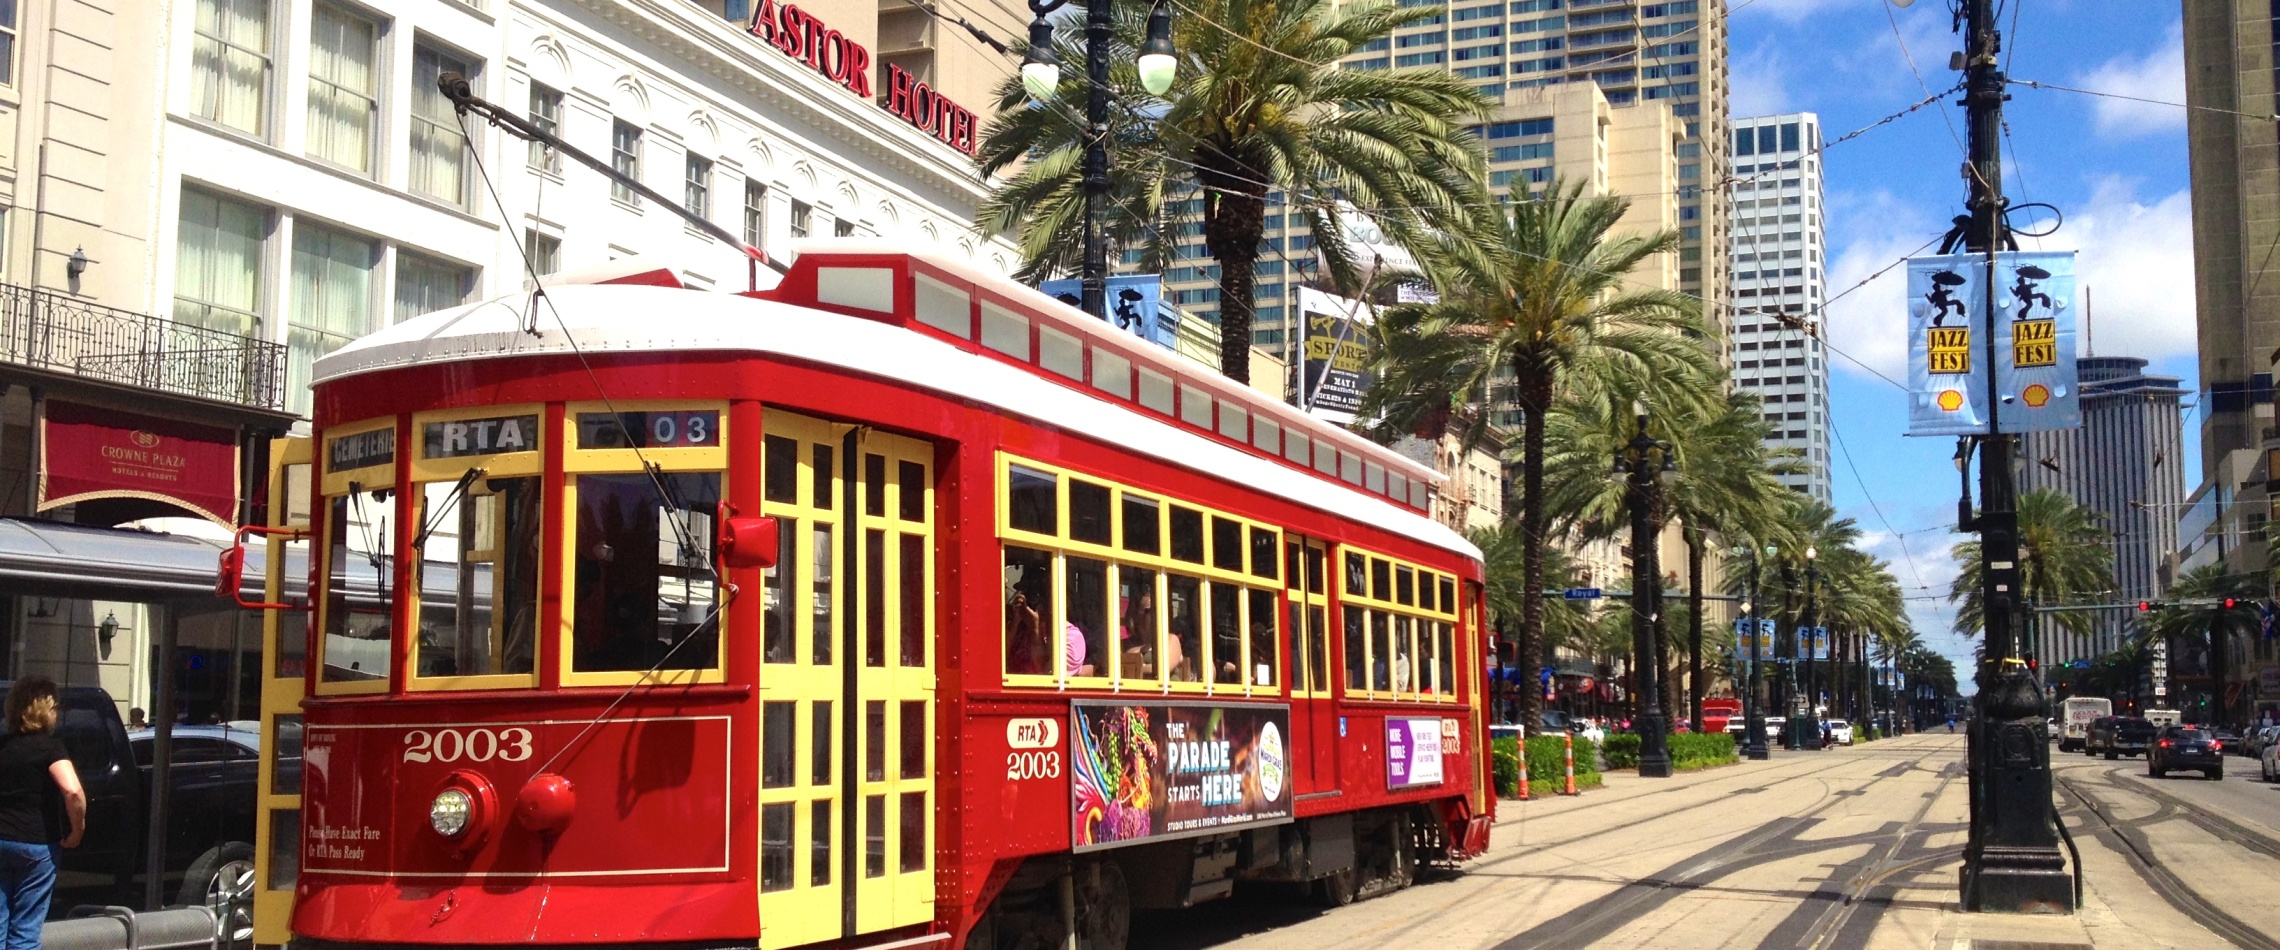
[0,676,85,948]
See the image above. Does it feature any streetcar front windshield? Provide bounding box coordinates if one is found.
[570,471,723,673]
[322,489,394,683]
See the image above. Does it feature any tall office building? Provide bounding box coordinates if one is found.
[2182,2,2279,575]
[1150,0,1726,368]
[2016,357,2187,665]
[1725,113,1830,501]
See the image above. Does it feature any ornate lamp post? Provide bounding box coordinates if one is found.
[1733,543,1772,760]
[1799,545,1821,750]
[1616,402,1675,778]
[1020,0,1177,318]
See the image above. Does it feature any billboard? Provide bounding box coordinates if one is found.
[1070,701,1292,851]
[1906,251,2079,436]
[1298,286,1372,423]
[1386,717,1445,789]
[1040,275,1179,349]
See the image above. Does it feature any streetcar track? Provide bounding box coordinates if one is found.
[2090,766,2280,861]
[2055,772,2280,950]
[1792,753,1965,950]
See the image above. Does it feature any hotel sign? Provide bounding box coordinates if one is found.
[746,2,981,156]
[38,401,241,526]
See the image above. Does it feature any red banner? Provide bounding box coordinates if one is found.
[40,401,240,525]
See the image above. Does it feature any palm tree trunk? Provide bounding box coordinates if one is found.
[1686,523,1703,731]
[1200,164,1267,384]
[1515,364,1553,731]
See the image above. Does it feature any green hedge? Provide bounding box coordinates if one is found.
[1492,734,1602,798]
[1602,734,1642,770]
[1670,732,1737,770]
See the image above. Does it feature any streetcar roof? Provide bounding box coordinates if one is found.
[315,254,1480,562]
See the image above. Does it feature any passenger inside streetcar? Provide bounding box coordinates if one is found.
[1118,582,1158,678]
[1002,556,1049,675]
[1168,575,1202,682]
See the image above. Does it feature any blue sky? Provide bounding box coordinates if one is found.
[1727,0,2195,687]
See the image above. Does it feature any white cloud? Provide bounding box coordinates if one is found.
[1820,179,2195,383]
[1730,44,1794,119]
[2072,20,2185,139]
[1732,0,1825,25]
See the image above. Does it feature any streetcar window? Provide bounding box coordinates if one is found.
[1092,348,1132,399]
[1065,556,1109,679]
[1249,528,1278,581]
[1394,616,1414,693]
[865,795,887,878]
[1371,559,1392,601]
[1411,480,1431,509]
[1370,610,1392,692]
[981,302,1029,359]
[812,700,833,785]
[1307,605,1329,693]
[1418,620,1438,694]
[1343,606,1365,691]
[811,443,835,509]
[1118,567,1160,681]
[866,701,886,782]
[1211,517,1243,572]
[764,523,796,663]
[1365,462,1386,495]
[1285,432,1310,468]
[765,435,797,500]
[1396,566,1415,607]
[1121,495,1160,555]
[914,273,971,337]
[810,800,832,885]
[568,471,722,674]
[762,803,794,891]
[1003,546,1054,675]
[1341,454,1363,486]
[1069,479,1112,545]
[1167,574,1203,683]
[866,530,887,667]
[1007,465,1057,535]
[763,702,796,788]
[1316,445,1339,478]
[900,700,926,779]
[1418,572,1436,612]
[1040,325,1084,380]
[1252,416,1280,454]
[322,489,394,685]
[1287,599,1305,690]
[1218,404,1247,442]
[267,809,300,891]
[900,533,925,667]
[813,525,835,665]
[901,792,927,873]
[1345,552,1365,596]
[1390,473,1408,503]
[864,454,887,517]
[270,715,305,795]
[1170,507,1204,563]
[276,607,308,681]
[1180,384,1213,429]
[898,461,926,521]
[1138,367,1174,415]
[1440,577,1456,611]
[1210,581,1242,685]
[1437,622,1455,696]
[1307,546,1325,595]
[1248,588,1277,688]
[413,475,542,681]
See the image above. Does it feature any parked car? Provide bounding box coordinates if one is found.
[1827,719,1855,745]
[2250,725,2280,760]
[2102,718,2157,759]
[2212,726,2246,755]
[1763,716,1787,742]
[1576,719,1607,745]
[2148,725,2224,779]
[2084,716,2115,756]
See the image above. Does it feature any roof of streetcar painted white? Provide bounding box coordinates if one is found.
[315,244,1479,561]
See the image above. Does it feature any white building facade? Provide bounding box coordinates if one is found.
[1726,112,1831,502]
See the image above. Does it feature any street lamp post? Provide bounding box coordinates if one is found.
[1800,546,1821,750]
[1020,0,1177,319]
[1618,403,1675,778]
[1735,544,1770,760]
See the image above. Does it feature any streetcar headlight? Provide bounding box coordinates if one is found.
[430,788,473,837]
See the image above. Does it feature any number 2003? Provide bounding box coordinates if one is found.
[403,727,535,764]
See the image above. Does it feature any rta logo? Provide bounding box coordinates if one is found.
[130,430,160,448]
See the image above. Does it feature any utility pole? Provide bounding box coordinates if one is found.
[1949,0,2073,913]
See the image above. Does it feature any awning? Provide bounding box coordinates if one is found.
[0,517,304,603]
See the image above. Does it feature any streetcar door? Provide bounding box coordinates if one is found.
[253,436,313,947]
[756,412,935,949]
[1285,537,1336,792]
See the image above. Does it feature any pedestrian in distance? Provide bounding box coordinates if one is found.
[0,675,85,949]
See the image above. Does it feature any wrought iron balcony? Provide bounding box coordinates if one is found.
[0,284,286,411]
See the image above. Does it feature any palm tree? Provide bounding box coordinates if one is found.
[974,0,1492,381]
[1362,179,1714,728]
[1949,488,2113,657]
[2139,565,2263,726]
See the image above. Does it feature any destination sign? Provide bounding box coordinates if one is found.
[423,414,540,459]
[1925,327,1971,375]
[577,411,720,449]
[2011,319,2056,368]
[328,428,395,471]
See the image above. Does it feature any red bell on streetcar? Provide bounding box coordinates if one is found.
[715,503,780,570]
[516,772,577,833]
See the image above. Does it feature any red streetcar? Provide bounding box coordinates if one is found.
[230,245,1492,950]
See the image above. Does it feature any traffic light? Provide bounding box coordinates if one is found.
[2223,598,2239,610]
[2137,601,2152,612]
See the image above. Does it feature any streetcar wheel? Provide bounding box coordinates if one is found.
[1311,868,1357,908]
[1074,860,1129,950]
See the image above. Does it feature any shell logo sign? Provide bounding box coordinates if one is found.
[1937,390,1965,412]
[2022,384,2051,408]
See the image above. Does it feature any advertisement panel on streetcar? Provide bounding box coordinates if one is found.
[1071,701,1291,851]
[1386,717,1445,789]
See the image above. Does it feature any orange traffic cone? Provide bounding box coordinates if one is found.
[1563,733,1578,796]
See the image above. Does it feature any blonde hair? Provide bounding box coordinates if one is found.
[5,676,58,735]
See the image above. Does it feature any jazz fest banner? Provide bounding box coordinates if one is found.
[1905,251,2079,436]
[1071,701,1291,852]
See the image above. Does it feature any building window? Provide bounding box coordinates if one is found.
[743,179,767,247]
[174,189,268,337]
[0,0,15,84]
[790,200,811,239]
[685,154,713,219]
[288,222,378,414]
[834,218,856,238]
[306,3,378,173]
[528,83,563,172]
[394,252,472,321]
[611,120,643,204]
[192,0,272,135]
[525,230,561,276]
[410,44,473,205]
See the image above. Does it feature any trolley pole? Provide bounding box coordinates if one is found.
[1950,0,2072,913]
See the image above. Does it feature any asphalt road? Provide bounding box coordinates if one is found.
[1130,732,2278,950]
